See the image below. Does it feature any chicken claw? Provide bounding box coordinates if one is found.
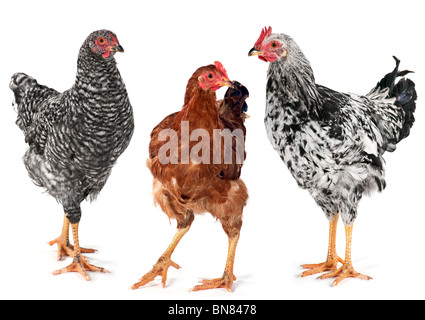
[48,237,96,260]
[320,264,372,286]
[51,221,108,280]
[52,254,109,281]
[301,255,344,277]
[191,272,236,292]
[192,234,239,292]
[131,256,181,289]
[315,224,372,286]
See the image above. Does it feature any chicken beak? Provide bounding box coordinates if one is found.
[110,44,124,53]
[248,47,265,57]
[217,80,234,88]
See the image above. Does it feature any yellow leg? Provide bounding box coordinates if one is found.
[320,224,372,286]
[301,213,344,277]
[131,225,191,289]
[49,214,96,260]
[192,233,239,292]
[52,222,108,280]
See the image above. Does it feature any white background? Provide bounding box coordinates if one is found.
[0,0,424,300]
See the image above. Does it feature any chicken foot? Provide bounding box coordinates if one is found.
[52,222,109,280]
[319,224,372,286]
[49,214,96,260]
[192,233,239,292]
[131,225,190,289]
[301,213,343,277]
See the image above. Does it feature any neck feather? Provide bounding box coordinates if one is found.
[74,45,119,92]
[177,81,219,129]
[267,55,322,121]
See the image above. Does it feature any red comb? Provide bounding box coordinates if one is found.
[214,61,229,79]
[255,26,272,48]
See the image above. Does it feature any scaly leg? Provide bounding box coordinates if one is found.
[320,224,372,286]
[131,225,191,289]
[192,233,239,292]
[301,213,344,277]
[52,222,109,280]
[48,214,96,260]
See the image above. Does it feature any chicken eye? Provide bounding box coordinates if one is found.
[271,42,277,48]
[98,37,105,44]
[208,73,213,79]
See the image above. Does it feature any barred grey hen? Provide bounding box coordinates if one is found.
[10,30,134,280]
[249,27,417,286]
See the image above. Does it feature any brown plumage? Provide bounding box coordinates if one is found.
[132,62,249,291]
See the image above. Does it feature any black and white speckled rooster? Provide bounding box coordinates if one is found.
[10,30,134,280]
[249,27,417,286]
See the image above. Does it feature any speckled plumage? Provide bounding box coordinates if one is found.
[11,30,134,224]
[261,33,416,225]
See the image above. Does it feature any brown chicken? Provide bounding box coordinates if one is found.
[131,62,249,291]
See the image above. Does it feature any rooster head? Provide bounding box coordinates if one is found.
[248,26,288,63]
[87,30,124,60]
[198,61,233,92]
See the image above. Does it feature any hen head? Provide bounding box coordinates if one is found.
[86,29,124,59]
[197,61,233,92]
[248,26,289,63]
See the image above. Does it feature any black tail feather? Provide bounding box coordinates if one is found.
[375,56,414,95]
[379,57,417,142]
[394,78,417,141]
[222,81,250,116]
[373,56,417,144]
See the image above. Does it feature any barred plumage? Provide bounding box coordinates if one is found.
[11,30,134,223]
